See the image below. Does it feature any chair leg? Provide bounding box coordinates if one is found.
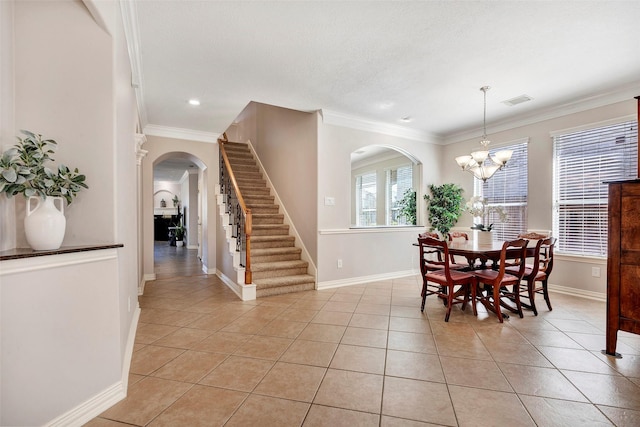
[461,285,469,311]
[493,284,504,323]
[471,280,478,316]
[444,285,454,322]
[512,283,523,318]
[542,279,553,311]
[420,279,427,312]
[527,278,538,316]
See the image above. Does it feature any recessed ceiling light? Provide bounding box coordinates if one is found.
[188,99,201,106]
[400,116,412,122]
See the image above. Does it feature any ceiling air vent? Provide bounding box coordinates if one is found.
[502,95,533,107]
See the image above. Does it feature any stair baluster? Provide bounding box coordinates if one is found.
[219,139,252,284]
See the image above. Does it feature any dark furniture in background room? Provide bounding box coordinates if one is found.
[605,179,640,357]
[154,215,177,241]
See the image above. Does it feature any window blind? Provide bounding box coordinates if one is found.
[475,141,528,241]
[356,171,377,226]
[553,120,638,256]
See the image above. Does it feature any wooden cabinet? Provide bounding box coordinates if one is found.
[605,179,640,356]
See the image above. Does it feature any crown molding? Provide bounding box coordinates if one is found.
[143,124,219,143]
[119,0,148,129]
[444,82,640,145]
[321,109,443,144]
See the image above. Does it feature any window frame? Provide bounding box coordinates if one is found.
[552,118,638,258]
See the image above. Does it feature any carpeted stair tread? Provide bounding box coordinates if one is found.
[252,259,308,272]
[252,247,301,256]
[252,213,284,224]
[253,274,316,289]
[252,224,289,236]
[256,282,315,298]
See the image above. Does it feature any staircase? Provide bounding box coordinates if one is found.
[222,142,316,298]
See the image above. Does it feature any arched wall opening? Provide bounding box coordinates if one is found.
[140,135,219,287]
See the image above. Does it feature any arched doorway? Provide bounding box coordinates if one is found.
[141,139,219,289]
[152,153,205,273]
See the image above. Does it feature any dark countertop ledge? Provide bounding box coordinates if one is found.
[0,244,124,261]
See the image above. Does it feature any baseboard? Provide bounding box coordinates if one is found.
[548,282,606,302]
[139,273,156,295]
[44,306,141,426]
[121,306,141,390]
[317,270,416,290]
[216,269,256,301]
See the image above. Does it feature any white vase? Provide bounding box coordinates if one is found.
[24,196,66,250]
[474,230,493,245]
[176,240,184,247]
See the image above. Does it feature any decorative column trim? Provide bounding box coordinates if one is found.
[135,133,147,165]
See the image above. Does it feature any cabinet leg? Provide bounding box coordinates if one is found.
[604,329,622,358]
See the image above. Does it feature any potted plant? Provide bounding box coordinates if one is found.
[174,223,186,247]
[397,189,417,225]
[423,183,464,239]
[465,196,508,243]
[0,130,88,250]
[172,195,179,207]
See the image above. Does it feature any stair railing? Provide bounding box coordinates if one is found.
[218,135,252,284]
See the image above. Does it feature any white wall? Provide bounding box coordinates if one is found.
[185,171,199,248]
[0,0,16,251]
[1,251,122,426]
[13,0,114,248]
[442,99,637,296]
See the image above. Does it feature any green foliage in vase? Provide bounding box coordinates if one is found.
[423,183,464,237]
[0,130,88,204]
[398,189,417,225]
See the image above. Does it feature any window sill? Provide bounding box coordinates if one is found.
[319,226,423,235]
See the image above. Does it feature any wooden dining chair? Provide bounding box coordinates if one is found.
[418,236,477,322]
[473,239,528,322]
[418,232,468,270]
[507,237,556,315]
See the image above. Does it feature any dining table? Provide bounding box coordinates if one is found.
[417,238,539,320]
[446,239,536,270]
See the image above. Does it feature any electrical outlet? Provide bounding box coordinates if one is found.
[592,267,601,278]
[337,259,343,268]
[325,196,336,206]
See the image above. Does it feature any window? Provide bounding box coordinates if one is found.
[475,140,528,241]
[386,165,413,225]
[352,155,416,227]
[355,171,377,226]
[553,120,638,257]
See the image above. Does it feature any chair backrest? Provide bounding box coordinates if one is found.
[497,238,528,281]
[524,236,556,278]
[448,231,469,242]
[518,231,549,240]
[418,236,453,279]
[539,236,557,276]
[419,231,440,239]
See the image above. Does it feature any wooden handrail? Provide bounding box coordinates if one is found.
[219,137,252,284]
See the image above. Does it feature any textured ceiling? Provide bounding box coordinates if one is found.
[131,1,640,178]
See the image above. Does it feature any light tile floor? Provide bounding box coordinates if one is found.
[85,244,640,426]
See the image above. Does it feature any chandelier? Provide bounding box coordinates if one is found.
[455,86,512,182]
